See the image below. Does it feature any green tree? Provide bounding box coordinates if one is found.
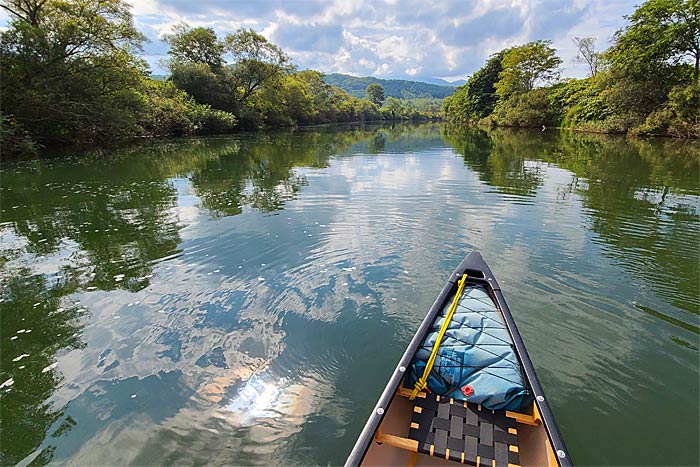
[163,23,224,69]
[383,97,403,119]
[162,25,292,125]
[224,28,293,103]
[495,41,562,98]
[294,70,335,121]
[0,0,147,146]
[366,83,385,106]
[443,51,504,123]
[161,24,237,113]
[608,0,700,82]
[168,61,238,113]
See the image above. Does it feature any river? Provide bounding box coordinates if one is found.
[1,123,698,466]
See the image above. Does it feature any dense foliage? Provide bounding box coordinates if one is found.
[444,0,698,138]
[0,0,239,156]
[159,25,425,130]
[0,1,434,157]
[366,83,386,106]
[442,52,504,124]
[1,0,146,150]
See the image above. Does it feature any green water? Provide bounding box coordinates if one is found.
[1,124,698,466]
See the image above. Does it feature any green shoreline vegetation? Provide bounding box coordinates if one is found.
[443,0,699,138]
[0,0,434,158]
[1,0,698,159]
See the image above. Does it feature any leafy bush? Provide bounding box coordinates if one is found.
[491,88,558,127]
[1,114,41,157]
[548,78,613,126]
[137,79,237,137]
[666,84,700,138]
[633,84,700,138]
[194,108,238,134]
[137,80,197,136]
[577,113,638,134]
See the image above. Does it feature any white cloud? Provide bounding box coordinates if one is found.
[405,66,421,76]
[359,58,376,69]
[375,63,391,75]
[376,35,419,63]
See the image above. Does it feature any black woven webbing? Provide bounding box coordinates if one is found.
[409,393,520,466]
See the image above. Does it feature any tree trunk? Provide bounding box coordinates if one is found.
[695,52,699,83]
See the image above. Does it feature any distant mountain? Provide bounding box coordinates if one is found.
[323,73,456,99]
[447,79,467,87]
[417,77,467,87]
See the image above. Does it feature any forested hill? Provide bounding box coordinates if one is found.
[324,73,456,99]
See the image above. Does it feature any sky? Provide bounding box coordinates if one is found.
[1,0,639,83]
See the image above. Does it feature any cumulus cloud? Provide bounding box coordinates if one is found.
[2,0,637,81]
[405,67,422,76]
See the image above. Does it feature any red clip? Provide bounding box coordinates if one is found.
[461,384,474,397]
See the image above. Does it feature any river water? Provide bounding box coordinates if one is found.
[1,124,698,466]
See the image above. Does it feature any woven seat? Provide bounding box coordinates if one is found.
[409,392,520,466]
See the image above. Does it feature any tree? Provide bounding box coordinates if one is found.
[443,51,504,123]
[464,51,505,116]
[573,36,600,76]
[0,0,47,25]
[168,61,238,113]
[366,83,385,106]
[162,25,292,123]
[0,0,148,145]
[163,24,224,69]
[161,24,237,113]
[384,97,403,119]
[224,28,293,103]
[495,41,562,98]
[609,0,700,82]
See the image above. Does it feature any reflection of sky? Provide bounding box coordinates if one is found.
[224,375,284,424]
[3,127,699,466]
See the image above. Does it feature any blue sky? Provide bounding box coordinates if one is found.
[1,0,639,82]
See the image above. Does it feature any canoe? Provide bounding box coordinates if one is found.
[345,252,571,467]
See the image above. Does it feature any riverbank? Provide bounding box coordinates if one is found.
[1,116,442,161]
[479,121,700,139]
[444,78,700,140]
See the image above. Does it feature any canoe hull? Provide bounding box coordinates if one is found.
[345,252,571,467]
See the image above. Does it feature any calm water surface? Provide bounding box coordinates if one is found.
[1,124,698,466]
